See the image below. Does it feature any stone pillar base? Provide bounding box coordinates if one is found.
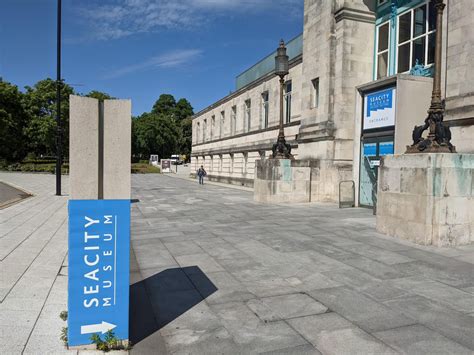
[376,153,474,247]
[254,159,315,204]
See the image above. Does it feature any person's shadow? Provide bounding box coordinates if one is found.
[129,266,217,345]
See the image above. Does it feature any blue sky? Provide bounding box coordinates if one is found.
[0,0,303,116]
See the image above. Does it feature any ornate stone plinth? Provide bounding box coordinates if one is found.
[376,154,474,247]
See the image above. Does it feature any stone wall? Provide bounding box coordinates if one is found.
[377,154,474,247]
[254,159,314,204]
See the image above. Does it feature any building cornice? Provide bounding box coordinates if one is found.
[334,7,375,24]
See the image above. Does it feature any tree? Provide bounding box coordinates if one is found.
[0,79,30,162]
[23,78,74,158]
[152,94,176,117]
[133,112,181,160]
[179,117,193,160]
[85,90,113,101]
[174,98,194,121]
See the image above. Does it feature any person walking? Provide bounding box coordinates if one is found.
[197,165,207,185]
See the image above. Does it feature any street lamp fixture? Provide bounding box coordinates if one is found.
[406,0,455,153]
[272,40,294,159]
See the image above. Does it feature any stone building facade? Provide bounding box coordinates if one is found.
[191,0,474,206]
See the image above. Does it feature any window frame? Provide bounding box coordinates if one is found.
[220,110,225,138]
[245,99,251,132]
[311,78,320,109]
[375,20,391,80]
[261,91,269,129]
[203,119,207,141]
[231,105,237,136]
[396,1,436,74]
[211,115,215,140]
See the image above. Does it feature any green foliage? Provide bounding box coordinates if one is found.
[175,98,194,121]
[59,310,68,346]
[90,330,129,352]
[85,90,113,101]
[60,327,68,346]
[59,311,68,321]
[134,94,194,160]
[179,117,193,159]
[1,77,194,166]
[0,79,30,162]
[131,163,161,174]
[1,162,69,174]
[152,94,176,116]
[23,78,74,158]
[133,112,181,159]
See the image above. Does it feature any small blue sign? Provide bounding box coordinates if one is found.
[363,143,377,157]
[367,88,393,118]
[68,200,130,347]
[379,141,394,156]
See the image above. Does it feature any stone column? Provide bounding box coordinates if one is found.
[69,95,131,200]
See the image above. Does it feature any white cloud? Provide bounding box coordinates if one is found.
[78,0,302,41]
[104,49,203,79]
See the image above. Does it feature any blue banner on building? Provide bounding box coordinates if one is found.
[363,87,396,130]
[366,88,393,118]
[68,200,130,347]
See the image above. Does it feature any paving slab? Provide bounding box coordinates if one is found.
[373,324,472,355]
[384,295,474,350]
[288,313,398,355]
[308,286,416,333]
[246,293,328,322]
[211,302,309,353]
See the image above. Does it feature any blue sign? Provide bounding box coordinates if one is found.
[379,141,394,156]
[363,143,377,157]
[68,200,130,347]
[364,87,396,130]
[367,89,393,118]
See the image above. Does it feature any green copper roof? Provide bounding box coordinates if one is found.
[236,34,303,90]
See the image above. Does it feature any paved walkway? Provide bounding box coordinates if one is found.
[0,173,69,355]
[1,172,473,354]
[130,174,474,354]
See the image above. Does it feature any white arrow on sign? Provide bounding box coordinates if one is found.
[80,321,117,335]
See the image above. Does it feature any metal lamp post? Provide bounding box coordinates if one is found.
[272,40,294,159]
[55,0,63,195]
[406,0,455,153]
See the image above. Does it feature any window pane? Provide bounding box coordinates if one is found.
[377,52,388,79]
[286,82,292,93]
[378,23,389,52]
[398,43,410,73]
[427,32,436,64]
[414,5,427,37]
[428,1,436,31]
[412,36,426,67]
[399,12,411,43]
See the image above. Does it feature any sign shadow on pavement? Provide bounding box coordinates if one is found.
[129,266,218,345]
